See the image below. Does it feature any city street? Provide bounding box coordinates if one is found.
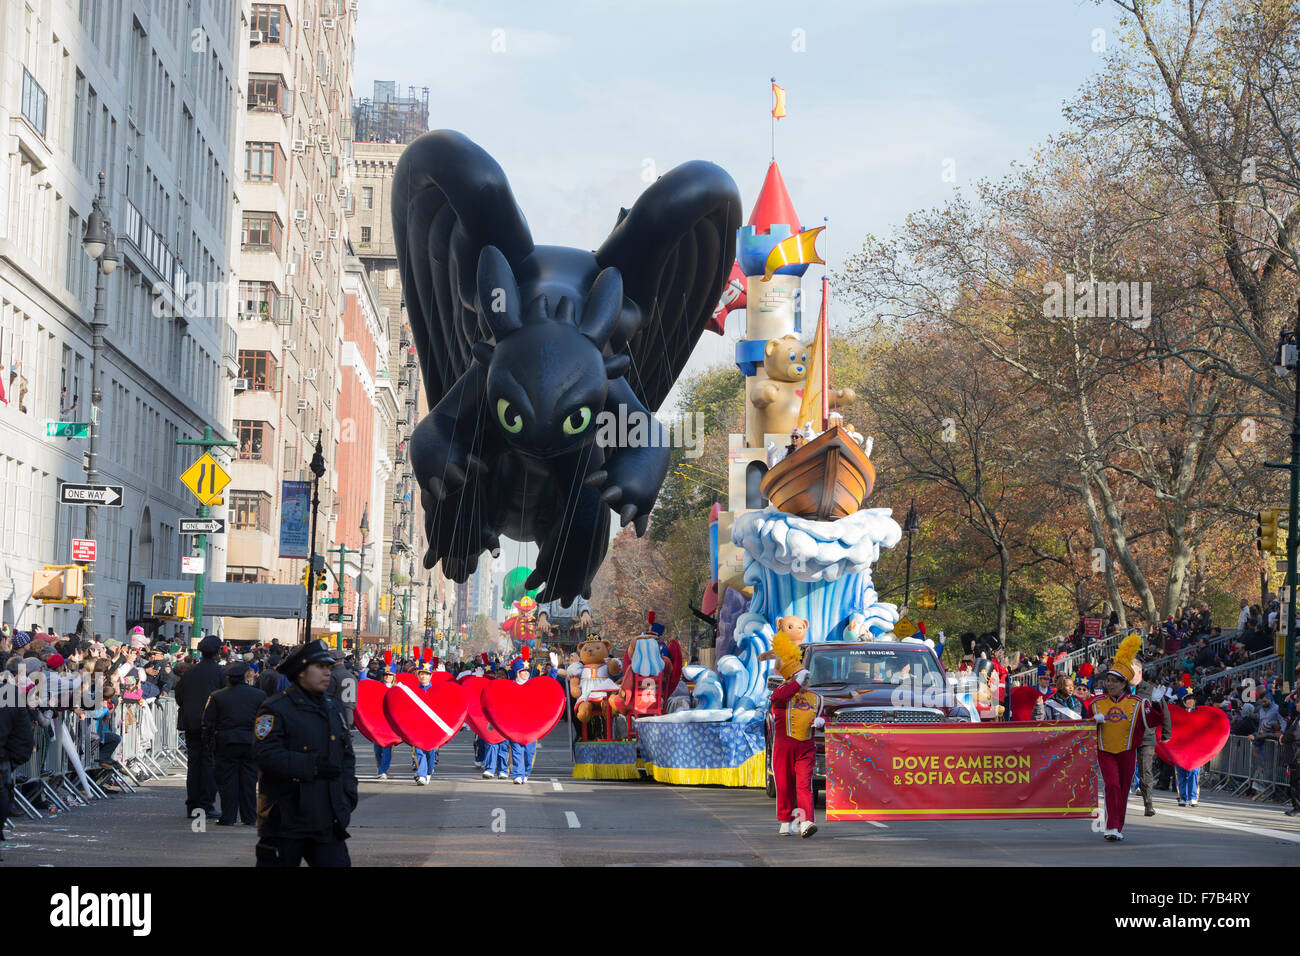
[6,725,1297,867]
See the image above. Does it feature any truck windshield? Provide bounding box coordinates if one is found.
[807,645,942,687]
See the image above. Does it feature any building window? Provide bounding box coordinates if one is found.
[362,186,373,209]
[228,493,273,533]
[238,350,276,390]
[247,73,286,112]
[235,419,273,461]
[21,67,47,137]
[244,141,279,183]
[226,565,271,583]
[237,280,284,321]
[240,212,280,252]
[360,226,371,246]
[250,4,286,44]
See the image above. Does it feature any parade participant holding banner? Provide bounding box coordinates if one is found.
[1085,633,1158,842]
[760,620,823,838]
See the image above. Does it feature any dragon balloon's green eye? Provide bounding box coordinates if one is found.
[497,398,523,434]
[563,406,592,436]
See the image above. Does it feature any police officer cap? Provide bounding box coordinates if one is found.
[225,660,250,680]
[279,639,334,679]
[198,635,222,656]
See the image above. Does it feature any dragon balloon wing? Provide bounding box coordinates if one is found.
[391,130,535,408]
[596,163,742,412]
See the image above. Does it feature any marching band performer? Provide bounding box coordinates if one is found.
[760,625,823,838]
[1085,633,1159,842]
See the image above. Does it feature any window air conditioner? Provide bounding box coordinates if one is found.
[327,229,338,240]
[314,193,325,203]
[304,368,318,380]
[292,209,307,222]
[284,339,297,351]
[291,139,305,153]
[234,378,250,391]
[322,18,336,29]
[297,399,309,411]
[286,261,297,275]
[250,31,264,44]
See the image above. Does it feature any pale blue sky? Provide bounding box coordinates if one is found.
[355,0,1123,396]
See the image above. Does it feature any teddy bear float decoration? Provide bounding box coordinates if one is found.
[567,636,625,725]
[746,335,854,448]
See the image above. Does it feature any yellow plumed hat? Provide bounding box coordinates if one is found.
[759,629,804,679]
[1107,632,1143,684]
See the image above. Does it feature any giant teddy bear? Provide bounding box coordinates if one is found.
[567,637,624,724]
[746,335,855,447]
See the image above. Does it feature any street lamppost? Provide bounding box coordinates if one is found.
[80,172,118,641]
[302,435,326,644]
[388,539,400,652]
[354,504,369,654]
[1269,307,1300,692]
[902,499,920,608]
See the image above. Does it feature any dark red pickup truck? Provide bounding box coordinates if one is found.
[764,640,976,798]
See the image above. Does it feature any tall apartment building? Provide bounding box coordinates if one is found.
[0,0,242,637]
[225,0,358,643]
[350,123,458,651]
[336,249,395,644]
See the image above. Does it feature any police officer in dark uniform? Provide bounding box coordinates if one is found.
[251,639,357,867]
[175,634,224,817]
[202,661,266,826]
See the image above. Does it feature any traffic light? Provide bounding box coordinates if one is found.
[379,594,390,611]
[424,613,434,628]
[301,566,312,589]
[151,592,194,621]
[33,566,84,602]
[1258,509,1280,554]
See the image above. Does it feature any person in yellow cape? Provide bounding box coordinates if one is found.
[760,619,822,838]
[1084,633,1159,842]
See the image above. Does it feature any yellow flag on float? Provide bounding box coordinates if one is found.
[771,80,787,119]
[762,226,824,282]
[796,279,828,429]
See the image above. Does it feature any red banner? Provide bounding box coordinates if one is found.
[826,723,1098,821]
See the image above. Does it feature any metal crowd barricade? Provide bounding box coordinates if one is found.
[15,714,65,817]
[148,696,187,771]
[1144,628,1239,672]
[1203,733,1289,797]
[112,700,157,784]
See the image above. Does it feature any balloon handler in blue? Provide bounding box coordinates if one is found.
[508,654,536,784]
[411,664,440,785]
[371,670,397,779]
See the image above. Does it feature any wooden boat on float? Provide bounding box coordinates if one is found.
[758,270,876,521]
[760,425,875,521]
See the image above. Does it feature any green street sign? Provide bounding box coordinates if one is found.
[46,421,90,438]
[320,597,340,605]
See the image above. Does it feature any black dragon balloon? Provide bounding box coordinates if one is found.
[392,131,741,603]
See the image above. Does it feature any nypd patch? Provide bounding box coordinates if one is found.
[254,714,274,739]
